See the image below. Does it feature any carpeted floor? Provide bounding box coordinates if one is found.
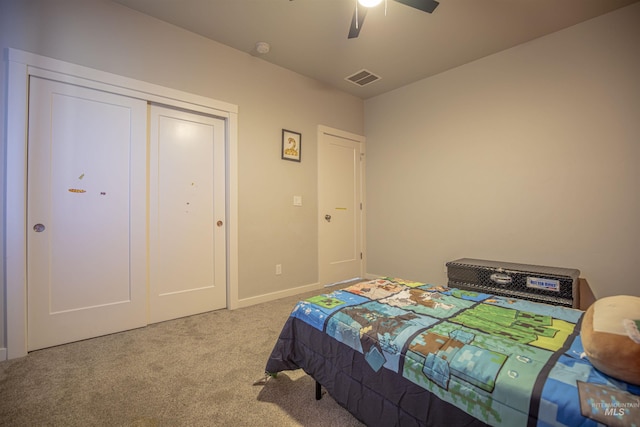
[0,286,365,426]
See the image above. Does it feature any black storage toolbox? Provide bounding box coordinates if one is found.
[446,258,580,308]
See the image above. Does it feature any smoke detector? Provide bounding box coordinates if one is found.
[255,41,270,54]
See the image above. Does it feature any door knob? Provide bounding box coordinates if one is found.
[33,223,46,232]
[217,220,223,227]
[324,214,331,222]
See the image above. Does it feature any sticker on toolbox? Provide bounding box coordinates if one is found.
[526,277,560,292]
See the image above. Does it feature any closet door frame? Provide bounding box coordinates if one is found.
[3,48,240,360]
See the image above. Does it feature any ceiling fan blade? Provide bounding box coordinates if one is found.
[348,6,368,39]
[393,0,439,13]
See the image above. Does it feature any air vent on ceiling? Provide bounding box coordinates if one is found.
[345,69,381,87]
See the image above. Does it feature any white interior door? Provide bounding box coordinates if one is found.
[318,126,365,285]
[149,105,227,323]
[27,77,147,351]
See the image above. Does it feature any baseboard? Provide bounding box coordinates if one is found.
[234,281,323,309]
[323,277,363,288]
[233,275,383,309]
[0,347,7,361]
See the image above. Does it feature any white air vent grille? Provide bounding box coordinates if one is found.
[345,69,381,87]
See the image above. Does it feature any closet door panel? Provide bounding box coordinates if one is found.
[149,105,227,323]
[27,77,147,351]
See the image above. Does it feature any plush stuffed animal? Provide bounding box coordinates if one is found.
[581,295,640,385]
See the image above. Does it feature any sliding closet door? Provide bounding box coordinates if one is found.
[149,105,227,323]
[27,77,147,351]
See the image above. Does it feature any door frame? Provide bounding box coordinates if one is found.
[3,48,240,359]
[317,125,366,286]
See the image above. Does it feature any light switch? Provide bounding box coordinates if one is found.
[293,195,302,206]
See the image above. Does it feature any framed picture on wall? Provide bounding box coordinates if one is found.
[282,129,301,162]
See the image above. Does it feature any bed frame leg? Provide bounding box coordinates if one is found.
[315,380,322,400]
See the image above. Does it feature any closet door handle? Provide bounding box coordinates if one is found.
[33,223,46,232]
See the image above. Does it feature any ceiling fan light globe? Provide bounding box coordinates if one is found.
[358,0,383,8]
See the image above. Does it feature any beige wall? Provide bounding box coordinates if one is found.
[364,3,640,298]
[0,0,364,351]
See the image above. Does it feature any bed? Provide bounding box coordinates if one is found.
[264,277,640,426]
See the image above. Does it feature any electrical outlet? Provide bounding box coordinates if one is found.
[275,264,282,275]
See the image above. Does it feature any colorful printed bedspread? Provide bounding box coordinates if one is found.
[265,278,640,427]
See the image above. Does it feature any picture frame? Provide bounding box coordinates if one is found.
[281,129,302,162]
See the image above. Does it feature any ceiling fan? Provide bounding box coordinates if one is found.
[348,0,440,39]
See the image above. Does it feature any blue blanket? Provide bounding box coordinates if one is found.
[266,278,640,426]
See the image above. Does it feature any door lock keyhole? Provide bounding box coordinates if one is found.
[324,214,331,222]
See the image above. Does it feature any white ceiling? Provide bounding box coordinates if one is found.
[114,0,639,99]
